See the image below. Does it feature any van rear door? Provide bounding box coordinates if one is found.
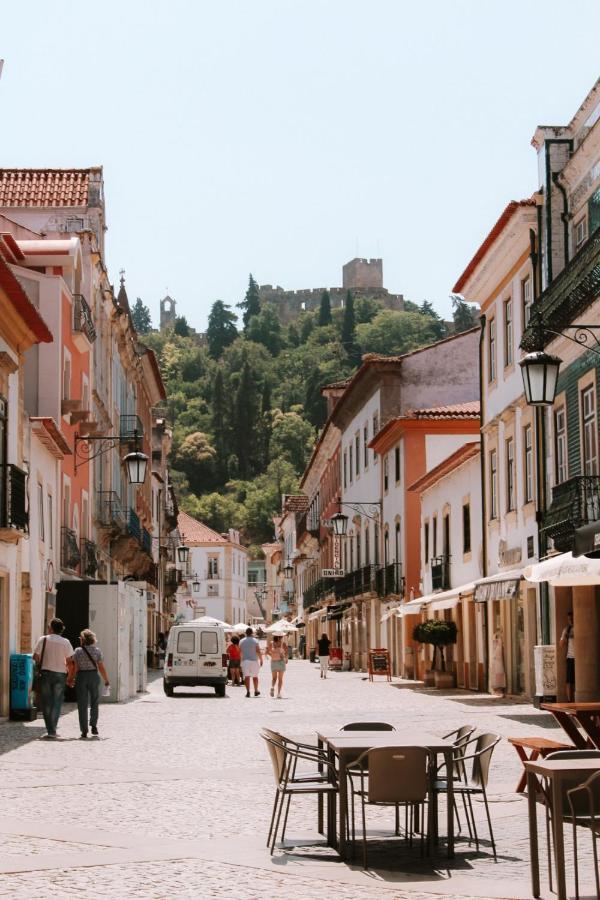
[198,628,224,675]
[173,628,198,677]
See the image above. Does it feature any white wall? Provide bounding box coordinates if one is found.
[341,388,381,566]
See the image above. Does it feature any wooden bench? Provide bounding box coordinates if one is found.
[508,737,571,793]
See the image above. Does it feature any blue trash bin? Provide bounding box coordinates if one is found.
[10,653,36,720]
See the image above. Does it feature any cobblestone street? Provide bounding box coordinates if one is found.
[0,661,593,898]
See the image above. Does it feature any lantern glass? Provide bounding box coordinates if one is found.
[192,579,200,592]
[124,449,149,484]
[177,545,189,564]
[331,511,349,536]
[520,351,561,406]
[283,563,294,579]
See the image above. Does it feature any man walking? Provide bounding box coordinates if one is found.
[33,618,75,739]
[240,627,263,698]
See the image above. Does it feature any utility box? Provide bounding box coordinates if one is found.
[88,582,147,702]
[10,654,36,720]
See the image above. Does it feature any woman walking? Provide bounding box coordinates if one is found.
[267,635,288,698]
[228,635,242,686]
[318,632,331,679]
[69,629,110,739]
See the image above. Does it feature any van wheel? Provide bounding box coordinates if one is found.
[214,684,226,698]
[163,681,174,697]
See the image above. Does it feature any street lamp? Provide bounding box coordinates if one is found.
[177,545,189,565]
[192,575,200,592]
[330,511,349,536]
[123,448,149,485]
[74,427,149,484]
[283,562,294,579]
[519,350,562,407]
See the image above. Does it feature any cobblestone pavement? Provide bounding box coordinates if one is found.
[0,662,593,898]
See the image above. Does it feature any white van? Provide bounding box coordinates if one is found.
[163,623,227,697]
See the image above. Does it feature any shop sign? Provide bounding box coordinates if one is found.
[534,644,557,696]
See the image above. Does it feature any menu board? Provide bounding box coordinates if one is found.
[368,648,391,681]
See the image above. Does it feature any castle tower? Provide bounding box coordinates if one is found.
[160,295,177,331]
[342,258,383,290]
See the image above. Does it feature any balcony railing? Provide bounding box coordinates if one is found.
[334,565,379,600]
[127,508,141,543]
[375,562,404,597]
[303,578,330,607]
[80,538,98,578]
[120,415,144,443]
[521,225,600,350]
[141,528,152,555]
[1,464,28,532]
[96,491,126,529]
[431,556,451,591]
[72,294,96,343]
[542,475,600,552]
[61,526,81,571]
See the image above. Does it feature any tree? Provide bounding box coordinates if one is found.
[341,290,361,367]
[419,301,446,340]
[211,368,229,485]
[259,380,272,468]
[318,290,332,326]
[357,309,446,357]
[233,358,260,478]
[207,300,238,359]
[413,619,457,671]
[270,409,314,472]
[287,323,300,347]
[355,295,380,324]
[452,295,478,333]
[131,297,152,334]
[238,274,261,330]
[246,304,283,355]
[304,367,327,429]
[174,431,217,494]
[174,316,190,337]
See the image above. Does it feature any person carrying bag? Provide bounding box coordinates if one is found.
[69,629,110,739]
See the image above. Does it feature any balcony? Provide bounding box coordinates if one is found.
[127,507,141,543]
[431,556,451,591]
[521,225,600,350]
[96,491,126,531]
[61,526,81,572]
[72,294,96,349]
[376,562,404,598]
[141,528,152,556]
[80,538,98,579]
[120,415,144,444]
[542,475,600,552]
[0,465,28,539]
[334,565,378,601]
[303,578,330,607]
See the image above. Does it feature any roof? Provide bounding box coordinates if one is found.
[0,169,93,207]
[406,401,480,420]
[177,511,225,544]
[0,255,53,343]
[283,494,309,513]
[30,418,71,458]
[453,199,537,294]
[408,441,480,493]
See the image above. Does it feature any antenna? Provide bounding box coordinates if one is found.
[119,268,126,286]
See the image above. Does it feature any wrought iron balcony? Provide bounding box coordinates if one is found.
[96,491,126,529]
[376,562,404,597]
[431,556,451,591]
[303,578,330,607]
[521,225,600,350]
[141,528,152,555]
[120,415,144,443]
[72,294,96,343]
[61,526,81,571]
[1,464,28,532]
[334,565,378,601]
[127,507,141,543]
[542,475,600,552]
[80,538,98,578]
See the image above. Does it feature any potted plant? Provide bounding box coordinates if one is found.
[413,619,458,688]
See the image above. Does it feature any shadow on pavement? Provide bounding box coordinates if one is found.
[0,720,47,754]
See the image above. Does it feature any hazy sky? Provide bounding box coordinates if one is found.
[2,1,599,329]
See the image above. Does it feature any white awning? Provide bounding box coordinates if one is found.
[473,568,523,603]
[380,605,402,622]
[308,609,324,621]
[398,598,426,617]
[415,582,476,613]
[524,552,600,586]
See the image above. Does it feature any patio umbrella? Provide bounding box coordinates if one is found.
[524,551,600,586]
[266,621,298,633]
[193,615,232,628]
[232,622,250,633]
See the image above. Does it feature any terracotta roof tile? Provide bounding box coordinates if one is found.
[177,510,225,544]
[0,169,92,207]
[408,401,480,420]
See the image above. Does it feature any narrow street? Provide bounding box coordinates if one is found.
[0,661,586,899]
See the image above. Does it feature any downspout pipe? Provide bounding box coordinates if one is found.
[552,172,570,269]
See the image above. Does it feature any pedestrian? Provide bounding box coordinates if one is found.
[228,635,242,686]
[560,611,575,702]
[33,617,75,739]
[69,629,110,739]
[157,632,167,667]
[240,627,263,698]
[318,632,331,679]
[267,635,288,698]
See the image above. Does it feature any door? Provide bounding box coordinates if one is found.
[198,629,223,675]
[174,628,198,676]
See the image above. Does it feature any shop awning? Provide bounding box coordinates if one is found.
[524,552,600,586]
[308,609,324,622]
[415,582,476,613]
[574,521,600,557]
[398,597,426,617]
[326,602,352,620]
[473,569,522,603]
[380,605,402,622]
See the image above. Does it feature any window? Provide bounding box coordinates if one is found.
[177,631,195,654]
[363,425,369,469]
[343,451,348,489]
[63,479,71,529]
[506,438,515,511]
[504,298,513,367]
[355,433,360,476]
[349,535,354,571]
[349,444,353,483]
[47,493,53,550]
[488,317,496,382]
[62,355,71,401]
[384,528,389,565]
[424,521,429,562]
[581,386,598,475]
[394,446,401,483]
[432,516,438,558]
[38,484,44,542]
[522,276,532,328]
[395,521,401,561]
[372,411,379,464]
[489,450,498,519]
[383,455,389,492]
[462,504,471,554]
[208,557,219,578]
[374,522,379,564]
[356,529,361,568]
[365,524,370,565]
[574,216,588,252]
[554,406,567,485]
[524,426,533,503]
[200,632,218,654]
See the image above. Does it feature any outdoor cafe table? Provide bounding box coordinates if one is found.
[542,701,600,749]
[316,730,455,860]
[525,757,600,900]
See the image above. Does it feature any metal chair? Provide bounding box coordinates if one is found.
[340,721,396,731]
[438,725,476,838]
[262,732,338,855]
[434,732,500,859]
[567,769,600,898]
[347,745,432,868]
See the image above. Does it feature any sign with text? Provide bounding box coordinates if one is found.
[333,535,341,570]
[322,568,344,578]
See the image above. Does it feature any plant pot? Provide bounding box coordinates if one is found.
[423,670,436,687]
[434,670,456,689]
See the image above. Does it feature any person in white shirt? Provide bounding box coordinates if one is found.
[560,611,575,702]
[33,618,75,739]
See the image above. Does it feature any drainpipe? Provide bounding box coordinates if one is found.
[552,172,570,269]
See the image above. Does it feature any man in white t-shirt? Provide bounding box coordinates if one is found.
[33,618,75,739]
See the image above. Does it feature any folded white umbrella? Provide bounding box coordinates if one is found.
[193,615,232,628]
[232,622,250,633]
[524,551,600,586]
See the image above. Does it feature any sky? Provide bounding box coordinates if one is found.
[1,1,599,330]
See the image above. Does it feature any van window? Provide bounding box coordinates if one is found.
[177,631,195,654]
[201,631,218,654]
